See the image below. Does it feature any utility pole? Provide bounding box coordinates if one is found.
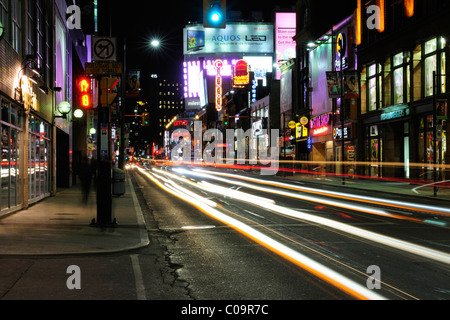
[95,76,113,226]
[118,39,126,170]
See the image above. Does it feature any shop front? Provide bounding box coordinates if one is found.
[362,104,411,178]
[1,96,23,213]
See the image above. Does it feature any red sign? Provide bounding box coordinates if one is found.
[233,60,249,86]
[78,77,92,108]
[174,120,189,127]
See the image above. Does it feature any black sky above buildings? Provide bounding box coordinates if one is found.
[110,1,295,75]
[108,0,355,91]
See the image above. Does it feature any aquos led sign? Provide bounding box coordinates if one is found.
[184,23,274,55]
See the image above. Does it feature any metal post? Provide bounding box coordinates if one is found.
[433,71,437,196]
[340,52,345,185]
[95,76,113,226]
[118,39,126,170]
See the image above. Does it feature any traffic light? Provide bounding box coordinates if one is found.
[142,112,150,126]
[222,113,229,128]
[77,77,92,108]
[203,0,226,29]
[100,77,119,106]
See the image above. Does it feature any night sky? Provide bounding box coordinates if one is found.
[110,1,298,78]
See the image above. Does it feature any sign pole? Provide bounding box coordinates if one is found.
[94,76,113,226]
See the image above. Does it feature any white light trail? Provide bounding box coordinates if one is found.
[192,169,450,216]
[165,168,450,265]
[137,166,387,300]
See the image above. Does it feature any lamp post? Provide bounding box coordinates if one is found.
[51,87,62,197]
[432,70,448,196]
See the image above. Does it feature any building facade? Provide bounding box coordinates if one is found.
[357,0,450,180]
[0,0,90,216]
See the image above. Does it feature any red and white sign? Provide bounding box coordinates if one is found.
[174,120,189,127]
[92,37,117,61]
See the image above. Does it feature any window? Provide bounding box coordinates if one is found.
[383,58,391,107]
[424,37,447,97]
[27,0,35,55]
[10,0,22,54]
[0,0,9,43]
[366,63,381,112]
[412,44,422,101]
[392,52,410,105]
[1,99,22,211]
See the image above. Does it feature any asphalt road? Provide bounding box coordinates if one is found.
[0,163,449,313]
[134,164,450,301]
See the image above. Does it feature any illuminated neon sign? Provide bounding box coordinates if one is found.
[310,113,331,136]
[313,126,329,136]
[214,59,224,112]
[174,120,189,126]
[78,77,92,108]
[233,59,249,87]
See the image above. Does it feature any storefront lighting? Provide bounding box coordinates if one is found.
[90,128,97,135]
[56,101,71,119]
[73,109,84,119]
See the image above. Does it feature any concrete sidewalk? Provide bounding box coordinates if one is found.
[0,176,149,256]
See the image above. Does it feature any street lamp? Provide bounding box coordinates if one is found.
[150,39,160,48]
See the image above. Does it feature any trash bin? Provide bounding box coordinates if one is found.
[112,168,126,196]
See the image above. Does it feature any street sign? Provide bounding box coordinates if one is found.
[85,62,123,75]
[288,121,296,129]
[92,37,117,61]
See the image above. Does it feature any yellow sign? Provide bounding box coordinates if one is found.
[288,121,297,129]
[300,116,309,125]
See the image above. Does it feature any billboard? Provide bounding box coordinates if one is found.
[184,23,274,55]
[126,71,140,98]
[310,43,332,116]
[275,12,296,80]
[280,68,292,114]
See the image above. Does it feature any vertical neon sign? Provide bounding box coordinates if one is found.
[214,59,224,112]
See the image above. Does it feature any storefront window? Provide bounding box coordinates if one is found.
[394,66,404,104]
[366,125,379,177]
[28,116,50,202]
[424,55,437,96]
[1,99,22,212]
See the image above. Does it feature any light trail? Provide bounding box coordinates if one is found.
[195,181,450,265]
[156,167,450,265]
[191,168,450,217]
[136,166,387,300]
